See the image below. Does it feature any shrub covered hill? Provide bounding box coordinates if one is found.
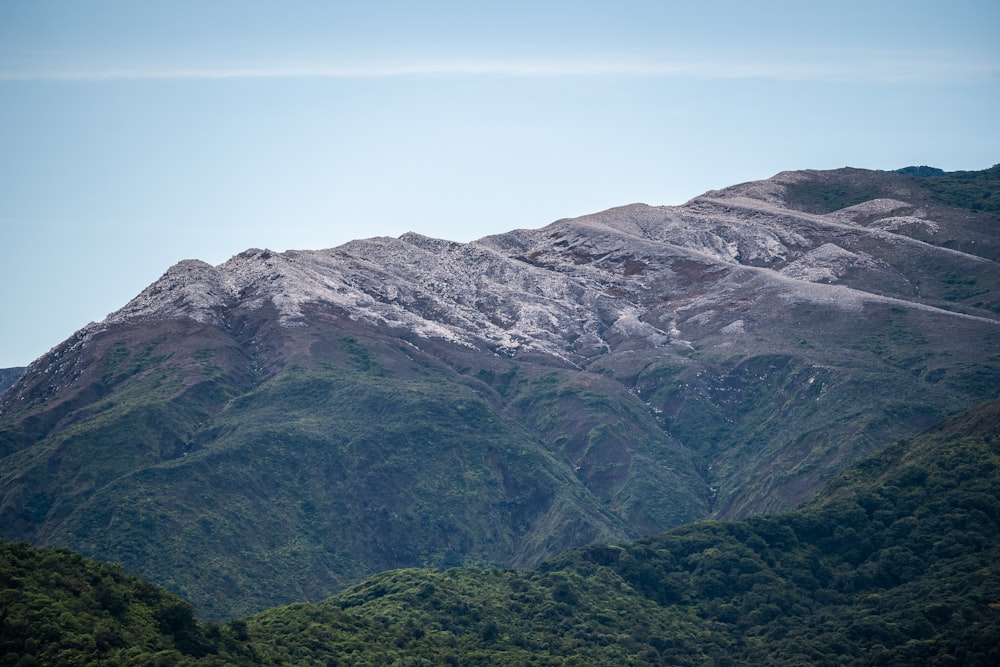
[1,165,999,619]
[3,394,999,665]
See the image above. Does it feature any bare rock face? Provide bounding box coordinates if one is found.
[1,166,998,619]
[79,168,998,368]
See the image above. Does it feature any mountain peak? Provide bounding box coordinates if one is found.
[106,258,229,327]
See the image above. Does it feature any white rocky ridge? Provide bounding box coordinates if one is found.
[779,243,885,283]
[90,169,1000,367]
[867,216,941,234]
[831,198,916,223]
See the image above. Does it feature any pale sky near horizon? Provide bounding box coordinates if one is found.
[1,1,998,368]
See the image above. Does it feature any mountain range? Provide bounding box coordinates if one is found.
[1,164,998,620]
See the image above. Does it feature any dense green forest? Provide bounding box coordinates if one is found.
[4,397,999,665]
[0,540,233,665]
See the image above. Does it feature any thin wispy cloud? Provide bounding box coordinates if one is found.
[0,57,990,84]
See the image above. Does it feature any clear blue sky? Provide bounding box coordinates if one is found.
[1,1,998,368]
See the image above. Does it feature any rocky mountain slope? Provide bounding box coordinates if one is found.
[1,165,998,618]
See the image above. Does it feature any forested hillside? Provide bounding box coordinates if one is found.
[240,396,1000,665]
[4,396,998,665]
[0,540,229,665]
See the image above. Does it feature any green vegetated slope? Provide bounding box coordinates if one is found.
[44,361,637,620]
[665,302,1000,519]
[239,396,1000,666]
[897,163,1000,216]
[3,396,999,666]
[787,164,1000,219]
[0,540,230,666]
[0,328,712,620]
[9,311,995,622]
